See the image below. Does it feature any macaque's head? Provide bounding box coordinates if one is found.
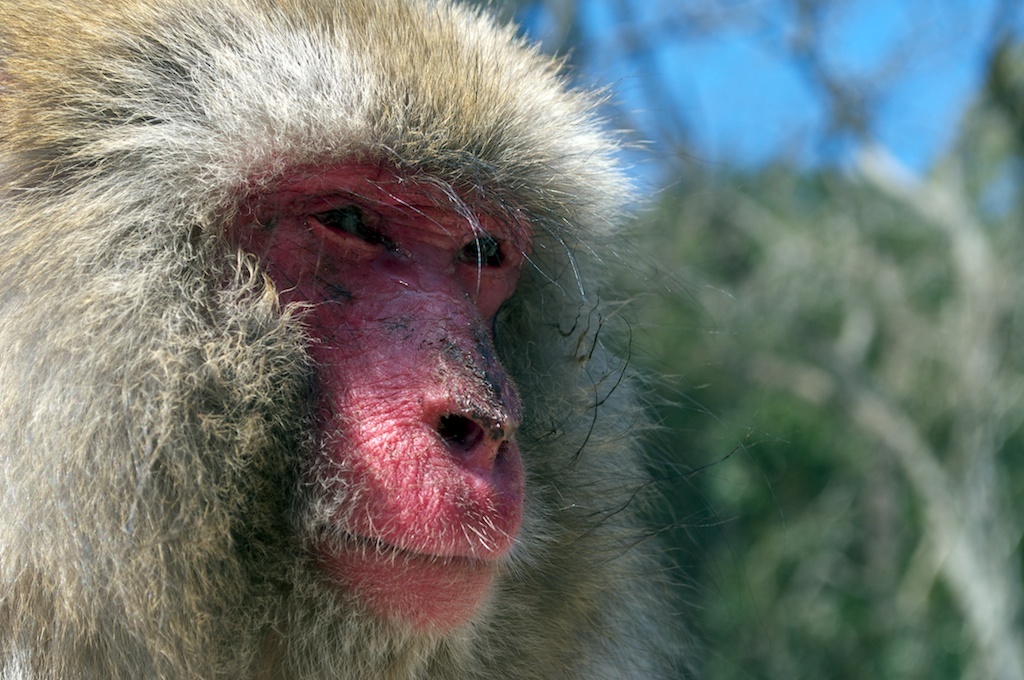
[0,0,686,677]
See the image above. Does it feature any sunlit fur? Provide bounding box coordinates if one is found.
[0,0,689,677]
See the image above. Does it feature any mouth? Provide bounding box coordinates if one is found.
[318,533,501,631]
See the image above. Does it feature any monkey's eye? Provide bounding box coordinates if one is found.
[458,235,503,267]
[314,206,393,248]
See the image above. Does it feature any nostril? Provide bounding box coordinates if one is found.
[437,414,485,453]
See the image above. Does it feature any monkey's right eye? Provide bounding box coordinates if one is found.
[458,235,503,268]
[314,206,393,248]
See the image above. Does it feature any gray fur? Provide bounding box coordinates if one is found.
[0,0,688,677]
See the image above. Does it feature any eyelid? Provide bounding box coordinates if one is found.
[312,205,396,250]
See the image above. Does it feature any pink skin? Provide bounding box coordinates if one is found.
[233,165,528,630]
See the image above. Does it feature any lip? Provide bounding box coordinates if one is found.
[320,533,501,631]
[337,532,500,563]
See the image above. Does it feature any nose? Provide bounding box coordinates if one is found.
[436,412,516,473]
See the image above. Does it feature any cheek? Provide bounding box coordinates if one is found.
[456,266,523,324]
[231,220,355,301]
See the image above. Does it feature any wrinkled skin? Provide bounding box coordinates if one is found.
[233,165,529,629]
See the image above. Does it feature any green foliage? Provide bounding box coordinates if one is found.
[631,83,1024,676]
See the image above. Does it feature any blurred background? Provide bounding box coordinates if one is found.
[480,1,1024,678]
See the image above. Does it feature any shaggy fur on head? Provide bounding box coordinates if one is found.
[0,1,689,678]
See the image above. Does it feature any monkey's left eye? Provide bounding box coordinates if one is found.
[458,235,503,267]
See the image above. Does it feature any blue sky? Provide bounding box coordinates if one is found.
[521,0,1017,177]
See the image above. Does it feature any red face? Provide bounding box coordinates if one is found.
[231,165,529,631]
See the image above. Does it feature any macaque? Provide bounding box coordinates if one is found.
[0,0,688,678]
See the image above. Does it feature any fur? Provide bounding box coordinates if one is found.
[0,1,688,677]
